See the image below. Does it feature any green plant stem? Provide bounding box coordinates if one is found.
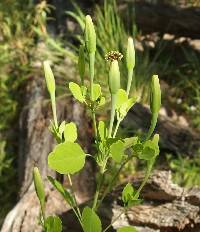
[67,174,82,221]
[97,154,134,209]
[89,52,95,101]
[108,94,117,137]
[92,109,98,137]
[103,208,126,232]
[126,69,133,96]
[113,118,122,138]
[145,113,158,141]
[40,203,46,227]
[92,173,104,211]
[135,161,153,197]
[51,95,58,128]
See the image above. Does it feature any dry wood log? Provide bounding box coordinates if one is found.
[121,1,200,39]
[123,103,200,156]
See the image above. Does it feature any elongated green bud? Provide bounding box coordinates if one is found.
[33,167,45,209]
[43,61,55,97]
[78,45,85,84]
[126,37,135,70]
[150,75,161,115]
[146,75,161,140]
[109,60,120,95]
[43,61,58,128]
[85,15,96,54]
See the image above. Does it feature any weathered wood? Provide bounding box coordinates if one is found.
[123,103,200,156]
[121,1,200,39]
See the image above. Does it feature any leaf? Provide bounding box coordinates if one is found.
[48,176,75,207]
[122,183,134,204]
[69,82,85,103]
[45,216,62,232]
[132,143,143,154]
[92,84,101,101]
[117,226,138,232]
[82,207,102,232]
[110,140,124,163]
[116,89,128,110]
[48,142,86,174]
[64,122,77,142]
[98,121,107,141]
[58,121,66,136]
[122,183,142,207]
[33,167,45,208]
[123,137,138,149]
[139,134,159,161]
[119,96,137,117]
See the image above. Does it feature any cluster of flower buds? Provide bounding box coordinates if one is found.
[105,51,123,62]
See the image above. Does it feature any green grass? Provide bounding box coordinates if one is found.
[167,152,200,188]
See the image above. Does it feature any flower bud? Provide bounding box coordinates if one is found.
[43,61,55,97]
[126,37,135,70]
[109,60,120,94]
[33,167,45,207]
[150,75,161,115]
[85,15,96,54]
[78,45,85,84]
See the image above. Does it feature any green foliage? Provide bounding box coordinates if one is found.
[167,152,200,188]
[82,207,102,232]
[122,183,142,207]
[33,11,161,232]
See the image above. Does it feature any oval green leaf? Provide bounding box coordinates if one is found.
[48,142,86,174]
[110,140,124,163]
[64,122,77,142]
[82,207,102,232]
[116,89,128,110]
[69,82,85,103]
